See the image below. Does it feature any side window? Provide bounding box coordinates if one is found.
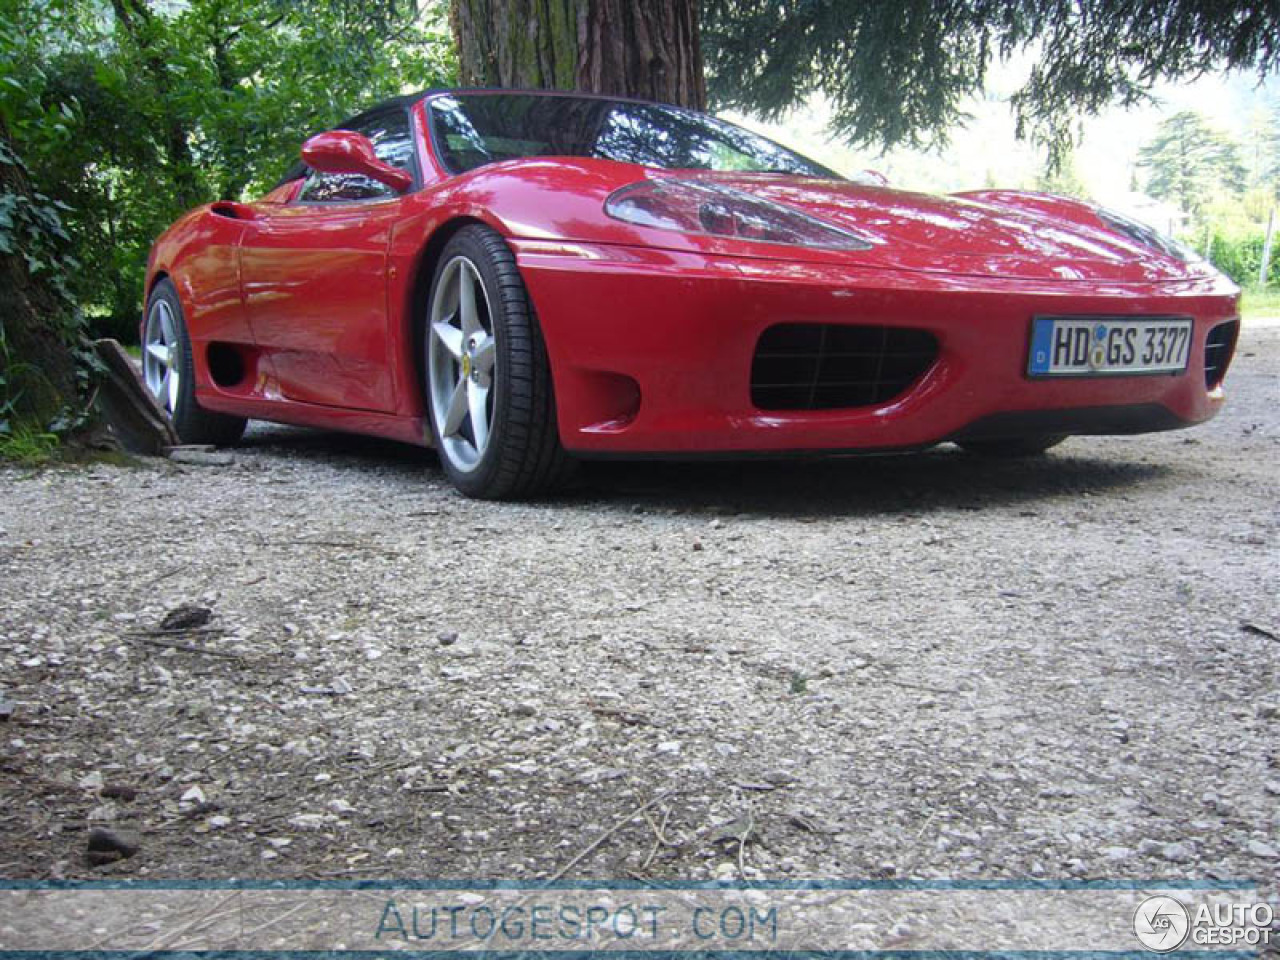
[296,109,417,204]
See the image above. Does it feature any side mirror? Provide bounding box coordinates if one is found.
[300,130,413,193]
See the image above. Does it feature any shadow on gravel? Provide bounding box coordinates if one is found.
[577,447,1171,517]
[240,424,435,472]
[240,423,1172,518]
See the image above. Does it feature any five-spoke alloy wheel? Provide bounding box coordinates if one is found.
[143,296,182,416]
[428,256,497,473]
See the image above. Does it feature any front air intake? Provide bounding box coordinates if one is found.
[751,323,939,411]
[1204,319,1239,390]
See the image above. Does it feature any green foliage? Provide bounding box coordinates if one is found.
[0,133,89,448]
[702,0,1280,166]
[1206,229,1280,288]
[1139,111,1247,217]
[1034,149,1087,200]
[0,420,59,462]
[5,0,455,341]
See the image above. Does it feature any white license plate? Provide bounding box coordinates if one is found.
[1028,316,1193,377]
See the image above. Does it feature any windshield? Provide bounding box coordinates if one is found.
[427,93,840,179]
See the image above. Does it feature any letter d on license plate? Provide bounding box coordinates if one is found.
[1028,316,1193,377]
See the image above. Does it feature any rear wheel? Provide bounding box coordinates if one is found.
[142,279,246,446]
[424,225,574,499]
[956,435,1066,457]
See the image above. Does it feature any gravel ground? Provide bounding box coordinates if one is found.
[1,324,1277,895]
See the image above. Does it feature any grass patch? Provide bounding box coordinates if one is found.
[0,423,59,464]
[1241,286,1280,320]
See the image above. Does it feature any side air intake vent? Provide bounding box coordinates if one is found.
[1204,319,1239,390]
[751,323,939,411]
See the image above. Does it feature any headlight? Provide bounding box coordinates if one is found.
[605,179,871,250]
[1096,208,1200,263]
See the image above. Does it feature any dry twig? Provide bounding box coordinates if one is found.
[547,791,671,884]
[124,635,243,659]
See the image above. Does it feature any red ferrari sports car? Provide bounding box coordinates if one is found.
[143,89,1240,498]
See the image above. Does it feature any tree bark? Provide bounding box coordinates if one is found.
[451,0,705,110]
[0,120,79,425]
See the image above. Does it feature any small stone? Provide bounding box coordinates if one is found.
[288,813,328,830]
[656,740,682,754]
[1245,840,1278,859]
[261,849,279,860]
[1101,846,1132,860]
[0,697,14,721]
[1160,842,1194,863]
[511,702,538,718]
[180,785,206,805]
[438,632,458,646]
[161,604,213,631]
[1263,781,1280,797]
[168,449,234,467]
[86,827,140,866]
[691,541,704,552]
[101,784,138,801]
[207,815,231,829]
[79,771,104,791]
[266,837,292,848]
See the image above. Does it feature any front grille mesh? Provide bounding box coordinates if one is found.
[751,323,939,411]
[1204,319,1239,390]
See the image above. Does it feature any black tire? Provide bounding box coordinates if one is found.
[956,435,1067,457]
[142,279,246,446]
[424,225,574,499]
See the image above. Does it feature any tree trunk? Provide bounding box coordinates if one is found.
[0,121,79,426]
[451,0,705,110]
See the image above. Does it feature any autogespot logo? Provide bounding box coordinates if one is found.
[1134,896,1191,952]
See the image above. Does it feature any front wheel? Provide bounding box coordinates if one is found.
[424,225,574,499]
[956,435,1067,457]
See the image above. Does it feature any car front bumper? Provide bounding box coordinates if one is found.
[514,241,1240,456]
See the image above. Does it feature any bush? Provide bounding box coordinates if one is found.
[1207,230,1279,287]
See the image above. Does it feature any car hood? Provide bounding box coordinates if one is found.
[697,174,1210,283]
